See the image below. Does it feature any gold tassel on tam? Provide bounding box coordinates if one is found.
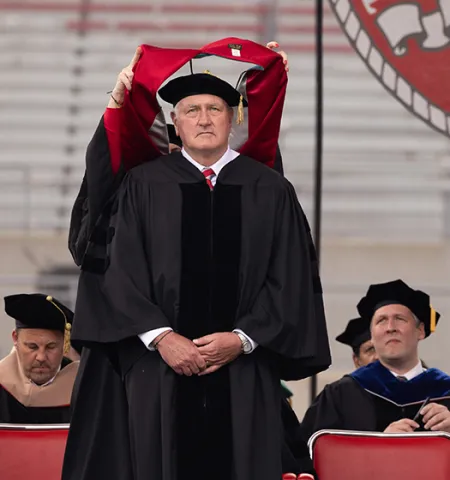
[430,306,436,333]
[46,295,71,354]
[64,324,72,355]
[236,95,244,125]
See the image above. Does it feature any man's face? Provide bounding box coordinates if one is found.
[171,94,232,157]
[353,339,378,368]
[370,304,425,365]
[13,329,64,385]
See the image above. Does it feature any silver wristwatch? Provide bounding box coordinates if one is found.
[236,332,252,354]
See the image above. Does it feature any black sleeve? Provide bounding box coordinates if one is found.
[300,384,344,443]
[68,116,124,266]
[68,174,89,265]
[99,173,171,341]
[235,181,331,380]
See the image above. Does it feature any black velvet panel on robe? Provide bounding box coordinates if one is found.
[176,182,241,478]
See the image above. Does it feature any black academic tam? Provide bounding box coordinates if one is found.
[69,151,330,480]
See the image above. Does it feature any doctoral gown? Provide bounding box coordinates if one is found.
[68,150,330,480]
[0,351,77,423]
[301,360,450,442]
[65,115,322,479]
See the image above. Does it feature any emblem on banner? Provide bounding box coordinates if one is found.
[329,0,450,137]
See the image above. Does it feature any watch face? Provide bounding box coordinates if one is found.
[243,341,252,353]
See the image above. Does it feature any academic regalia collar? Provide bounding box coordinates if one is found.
[166,150,272,186]
[0,349,79,407]
[181,146,239,177]
[349,360,450,405]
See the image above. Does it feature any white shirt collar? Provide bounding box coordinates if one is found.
[390,361,425,381]
[181,146,240,178]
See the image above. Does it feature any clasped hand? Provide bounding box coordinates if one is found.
[384,403,450,433]
[156,332,242,376]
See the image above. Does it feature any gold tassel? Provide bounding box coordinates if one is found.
[430,306,436,333]
[46,295,71,355]
[236,95,244,125]
[64,323,72,355]
[203,69,217,77]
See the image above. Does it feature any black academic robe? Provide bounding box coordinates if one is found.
[68,117,125,267]
[63,347,132,478]
[66,117,318,479]
[301,360,450,442]
[0,387,71,424]
[0,357,72,424]
[68,151,330,480]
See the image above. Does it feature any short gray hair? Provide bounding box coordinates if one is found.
[172,98,233,118]
[412,313,422,328]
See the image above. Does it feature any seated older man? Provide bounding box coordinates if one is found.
[0,293,79,423]
[301,279,450,440]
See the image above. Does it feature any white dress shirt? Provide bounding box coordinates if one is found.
[139,147,258,353]
[390,361,426,381]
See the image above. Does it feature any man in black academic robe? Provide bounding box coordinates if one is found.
[301,279,450,442]
[335,317,377,369]
[67,72,330,480]
[0,293,78,423]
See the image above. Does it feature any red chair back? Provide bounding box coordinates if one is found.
[0,424,69,480]
[309,429,450,480]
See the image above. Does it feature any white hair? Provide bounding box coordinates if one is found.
[172,97,233,118]
[412,313,422,327]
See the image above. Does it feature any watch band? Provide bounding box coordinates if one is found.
[236,332,252,354]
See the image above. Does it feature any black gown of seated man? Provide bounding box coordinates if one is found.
[301,359,450,441]
[64,116,323,479]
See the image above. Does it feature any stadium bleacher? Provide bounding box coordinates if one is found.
[0,0,449,239]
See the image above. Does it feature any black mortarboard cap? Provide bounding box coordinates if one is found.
[335,317,371,349]
[357,279,439,337]
[167,124,182,147]
[159,72,247,109]
[4,293,73,333]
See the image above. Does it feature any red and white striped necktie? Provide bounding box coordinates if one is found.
[202,168,215,191]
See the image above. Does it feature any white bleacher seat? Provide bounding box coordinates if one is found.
[0,71,74,88]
